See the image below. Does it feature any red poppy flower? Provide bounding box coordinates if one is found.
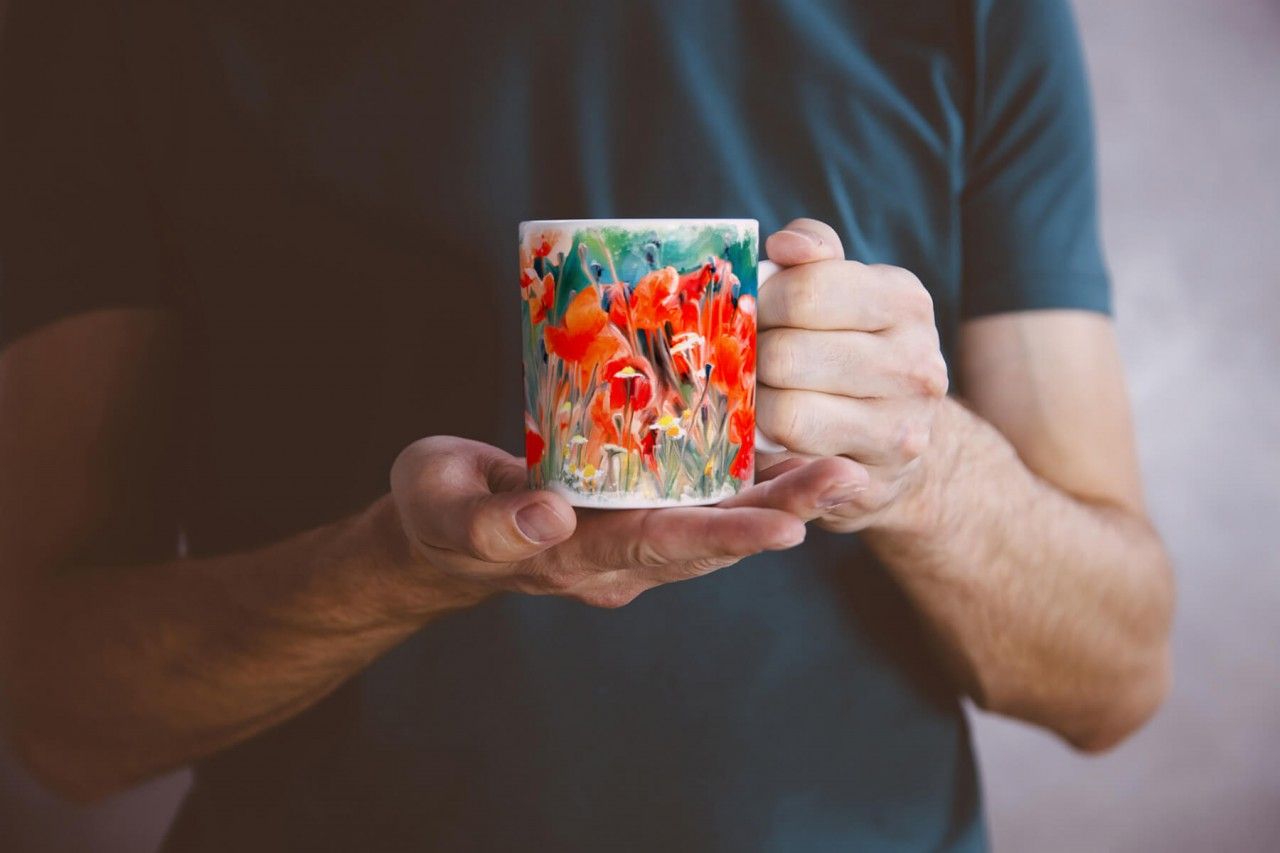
[678,262,713,303]
[640,421,658,471]
[728,406,754,479]
[525,427,546,467]
[679,299,701,335]
[533,239,553,258]
[605,356,654,410]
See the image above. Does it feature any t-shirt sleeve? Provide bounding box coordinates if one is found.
[960,0,1111,319]
[0,0,174,350]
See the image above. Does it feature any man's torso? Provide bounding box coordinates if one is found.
[87,1,983,849]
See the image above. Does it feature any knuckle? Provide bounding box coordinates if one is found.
[396,435,456,476]
[908,284,934,319]
[907,355,949,398]
[878,266,931,318]
[414,434,454,454]
[759,329,798,386]
[769,393,811,451]
[896,421,930,462]
[929,356,950,396]
[782,268,823,323]
[897,266,926,293]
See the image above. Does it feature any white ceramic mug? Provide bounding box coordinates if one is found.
[520,218,783,508]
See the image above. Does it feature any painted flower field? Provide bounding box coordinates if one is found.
[520,221,759,506]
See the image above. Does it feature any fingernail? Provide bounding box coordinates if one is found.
[516,503,563,543]
[777,227,823,247]
[818,483,865,508]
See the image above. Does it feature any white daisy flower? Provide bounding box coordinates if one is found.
[649,413,686,440]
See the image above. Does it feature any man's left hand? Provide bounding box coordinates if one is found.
[756,218,950,532]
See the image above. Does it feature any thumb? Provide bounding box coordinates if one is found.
[764,217,845,266]
[392,436,577,564]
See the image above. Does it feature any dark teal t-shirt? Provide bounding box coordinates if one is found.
[0,1,1109,850]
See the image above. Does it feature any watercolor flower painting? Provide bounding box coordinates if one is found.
[520,220,759,506]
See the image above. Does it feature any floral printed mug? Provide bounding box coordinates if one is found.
[520,218,783,509]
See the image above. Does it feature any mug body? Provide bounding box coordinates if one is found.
[520,218,759,508]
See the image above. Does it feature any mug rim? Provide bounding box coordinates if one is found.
[520,217,758,229]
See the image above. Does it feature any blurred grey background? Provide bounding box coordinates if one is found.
[972,0,1280,851]
[2,0,1278,850]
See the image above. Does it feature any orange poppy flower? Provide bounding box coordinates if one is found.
[733,294,757,375]
[703,261,743,342]
[711,333,747,403]
[629,266,682,331]
[526,273,555,324]
[545,286,607,362]
[590,392,622,445]
[578,327,626,392]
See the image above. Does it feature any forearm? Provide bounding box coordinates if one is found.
[0,495,484,800]
[864,398,1174,750]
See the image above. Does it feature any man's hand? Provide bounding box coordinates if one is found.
[751,219,1171,751]
[390,435,866,610]
[756,218,949,532]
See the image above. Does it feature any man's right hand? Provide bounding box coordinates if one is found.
[390,436,869,610]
